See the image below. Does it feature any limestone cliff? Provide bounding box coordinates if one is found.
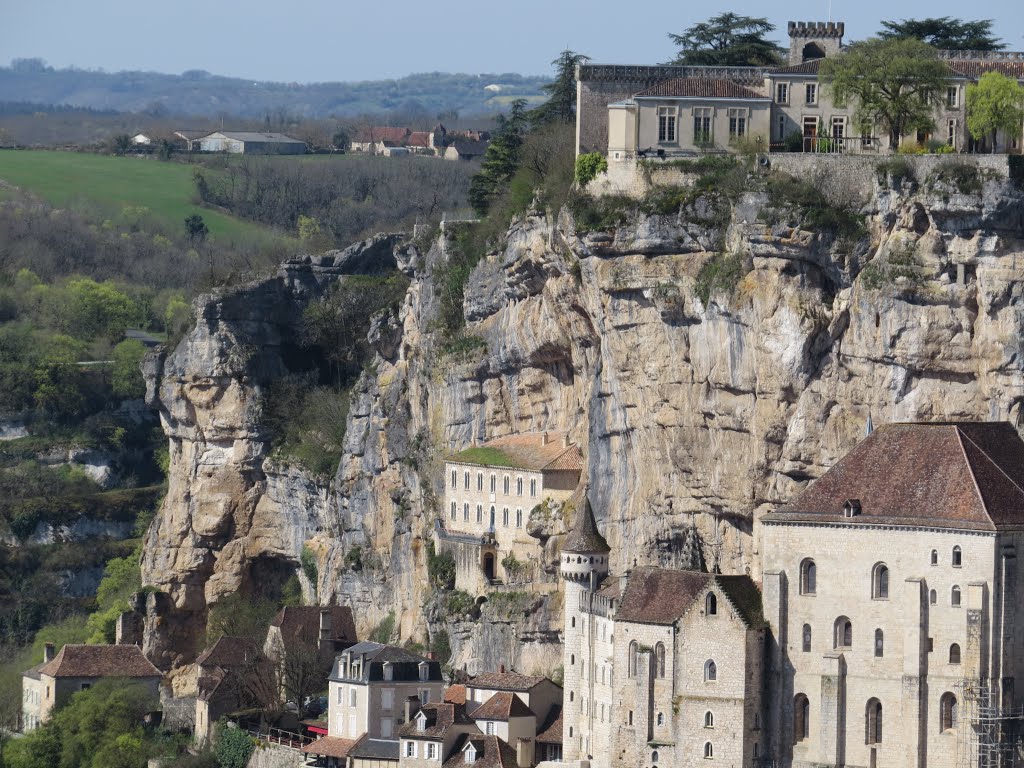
[140,164,1024,675]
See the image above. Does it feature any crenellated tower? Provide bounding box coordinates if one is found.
[787,20,845,65]
[560,496,610,763]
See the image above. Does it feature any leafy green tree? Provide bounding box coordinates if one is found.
[61,278,141,342]
[820,38,951,150]
[331,127,350,151]
[184,214,209,245]
[215,725,256,768]
[879,17,1004,50]
[111,134,132,156]
[967,71,1024,152]
[33,335,89,420]
[111,339,147,400]
[528,50,588,127]
[468,99,529,216]
[668,13,785,66]
[85,553,141,643]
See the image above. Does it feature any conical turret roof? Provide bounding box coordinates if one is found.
[563,497,610,554]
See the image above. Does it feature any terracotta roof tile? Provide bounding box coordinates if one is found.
[444,684,467,704]
[354,126,411,143]
[443,734,518,768]
[468,671,549,692]
[196,636,257,668]
[635,78,768,99]
[301,735,358,759]
[399,702,475,739]
[947,61,1024,79]
[450,432,583,472]
[269,606,356,646]
[769,422,1024,531]
[471,692,534,721]
[38,644,161,679]
[536,705,563,744]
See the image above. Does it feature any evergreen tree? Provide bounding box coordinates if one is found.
[879,17,1004,50]
[668,13,785,67]
[528,50,588,127]
[468,100,529,216]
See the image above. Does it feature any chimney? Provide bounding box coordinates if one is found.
[319,609,332,641]
[425,651,436,661]
[44,643,55,663]
[542,432,549,445]
[516,737,535,768]
[562,434,570,449]
[499,663,506,673]
[404,695,420,723]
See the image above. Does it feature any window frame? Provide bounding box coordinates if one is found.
[800,559,817,595]
[657,106,678,144]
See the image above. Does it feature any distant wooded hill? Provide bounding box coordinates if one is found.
[0,59,550,118]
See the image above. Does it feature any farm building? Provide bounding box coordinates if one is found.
[196,131,306,155]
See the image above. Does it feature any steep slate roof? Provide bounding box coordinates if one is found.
[563,498,610,554]
[330,641,443,683]
[301,735,358,759]
[38,644,161,679]
[615,568,764,627]
[348,735,400,760]
[468,671,549,692]
[196,636,256,668]
[634,78,768,100]
[269,606,356,645]
[443,734,518,768]
[450,431,583,472]
[472,692,535,721]
[398,702,476,739]
[769,422,1024,532]
[536,705,563,744]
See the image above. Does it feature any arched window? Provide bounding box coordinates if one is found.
[704,742,713,759]
[463,471,469,489]
[873,563,889,599]
[800,559,817,595]
[875,628,884,658]
[950,644,961,664]
[515,509,522,528]
[940,693,958,731]
[450,501,457,520]
[516,478,523,496]
[704,660,717,682]
[834,617,853,649]
[655,643,666,678]
[502,508,509,526]
[450,470,457,488]
[794,694,810,743]
[476,504,482,523]
[477,473,483,491]
[705,711,714,728]
[952,546,962,567]
[503,476,509,494]
[652,750,660,762]
[930,589,937,605]
[866,698,883,744]
[628,641,638,678]
[802,624,812,653]
[931,549,938,565]
[706,592,717,615]
[530,479,536,497]
[952,586,962,606]
[463,503,469,521]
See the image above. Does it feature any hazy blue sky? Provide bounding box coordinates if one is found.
[4,0,1024,82]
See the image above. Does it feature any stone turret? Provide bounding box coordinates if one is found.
[560,497,610,590]
[788,20,845,65]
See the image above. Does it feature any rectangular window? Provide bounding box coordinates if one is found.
[516,509,522,528]
[728,108,746,139]
[419,688,431,704]
[832,116,845,139]
[486,721,495,735]
[338,687,344,705]
[348,713,356,736]
[428,743,437,759]
[463,472,469,490]
[349,688,357,707]
[693,108,712,144]
[948,118,956,146]
[777,115,786,141]
[463,503,469,522]
[382,688,394,709]
[947,86,958,107]
[805,83,817,105]
[406,742,416,757]
[381,718,393,738]
[476,505,482,523]
[657,106,677,143]
[775,83,788,104]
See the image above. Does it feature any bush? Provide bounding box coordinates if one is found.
[929,161,989,195]
[445,590,476,618]
[860,246,923,290]
[765,173,866,241]
[369,611,396,643]
[344,545,363,571]
[300,545,318,589]
[876,158,917,187]
[427,543,456,589]
[215,725,256,768]
[695,253,748,307]
[574,152,608,186]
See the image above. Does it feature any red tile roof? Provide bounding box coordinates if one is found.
[38,644,161,679]
[398,702,476,739]
[407,131,432,147]
[471,692,534,721]
[301,735,358,759]
[770,422,1024,531]
[196,636,257,668]
[450,432,583,472]
[947,61,1024,80]
[635,78,768,100]
[354,126,412,143]
[444,684,467,704]
[443,734,518,768]
[468,671,549,692]
[269,606,356,645]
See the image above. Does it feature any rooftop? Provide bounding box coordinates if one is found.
[471,691,535,721]
[467,671,552,693]
[301,736,358,759]
[349,735,400,760]
[398,702,476,739]
[196,636,257,668]
[615,568,764,628]
[635,77,769,100]
[38,644,161,679]
[269,605,356,645]
[768,422,1024,531]
[536,705,563,745]
[443,734,518,768]
[449,431,583,472]
[562,497,610,554]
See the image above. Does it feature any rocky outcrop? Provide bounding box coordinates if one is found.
[141,171,1024,676]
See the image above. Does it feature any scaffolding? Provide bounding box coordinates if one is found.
[956,679,1024,768]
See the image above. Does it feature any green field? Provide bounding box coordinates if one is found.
[0,149,279,242]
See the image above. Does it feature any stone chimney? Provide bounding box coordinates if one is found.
[44,642,55,663]
[319,609,332,641]
[541,432,549,445]
[404,695,421,723]
[499,663,506,673]
[516,737,535,768]
[562,434,570,449]
[425,651,436,661]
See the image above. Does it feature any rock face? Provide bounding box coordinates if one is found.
[141,171,1024,675]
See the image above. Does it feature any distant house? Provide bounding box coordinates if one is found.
[381,144,411,157]
[444,139,489,161]
[22,643,162,731]
[173,129,209,151]
[263,606,357,693]
[130,133,153,146]
[193,636,260,745]
[350,127,413,154]
[196,130,306,154]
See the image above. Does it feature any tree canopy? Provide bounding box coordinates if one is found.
[668,13,785,67]
[528,50,588,127]
[468,99,529,216]
[879,17,1004,51]
[966,71,1024,152]
[819,37,951,150]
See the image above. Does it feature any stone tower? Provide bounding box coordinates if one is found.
[787,20,845,65]
[560,496,610,763]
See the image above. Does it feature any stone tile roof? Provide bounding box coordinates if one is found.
[615,568,764,627]
[443,734,518,768]
[301,735,359,759]
[947,61,1024,80]
[769,60,823,75]
[536,705,563,744]
[407,131,432,147]
[269,606,356,645]
[38,644,161,679]
[398,702,476,739]
[563,498,610,554]
[472,692,534,721]
[467,671,549,692]
[348,735,400,760]
[770,422,1024,531]
[444,684,467,704]
[196,636,257,668]
[450,431,583,472]
[354,126,411,143]
[634,77,769,100]
[447,139,489,157]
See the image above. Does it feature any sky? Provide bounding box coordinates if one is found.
[3,0,1024,83]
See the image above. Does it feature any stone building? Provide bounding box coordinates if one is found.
[398,701,479,766]
[436,431,583,593]
[580,19,1024,162]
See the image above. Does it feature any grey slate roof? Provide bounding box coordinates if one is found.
[562,498,610,554]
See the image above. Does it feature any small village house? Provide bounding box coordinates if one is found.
[196,130,306,154]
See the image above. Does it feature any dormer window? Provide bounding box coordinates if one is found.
[465,745,477,763]
[418,662,429,682]
[843,499,861,518]
[383,662,393,681]
[416,712,427,732]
